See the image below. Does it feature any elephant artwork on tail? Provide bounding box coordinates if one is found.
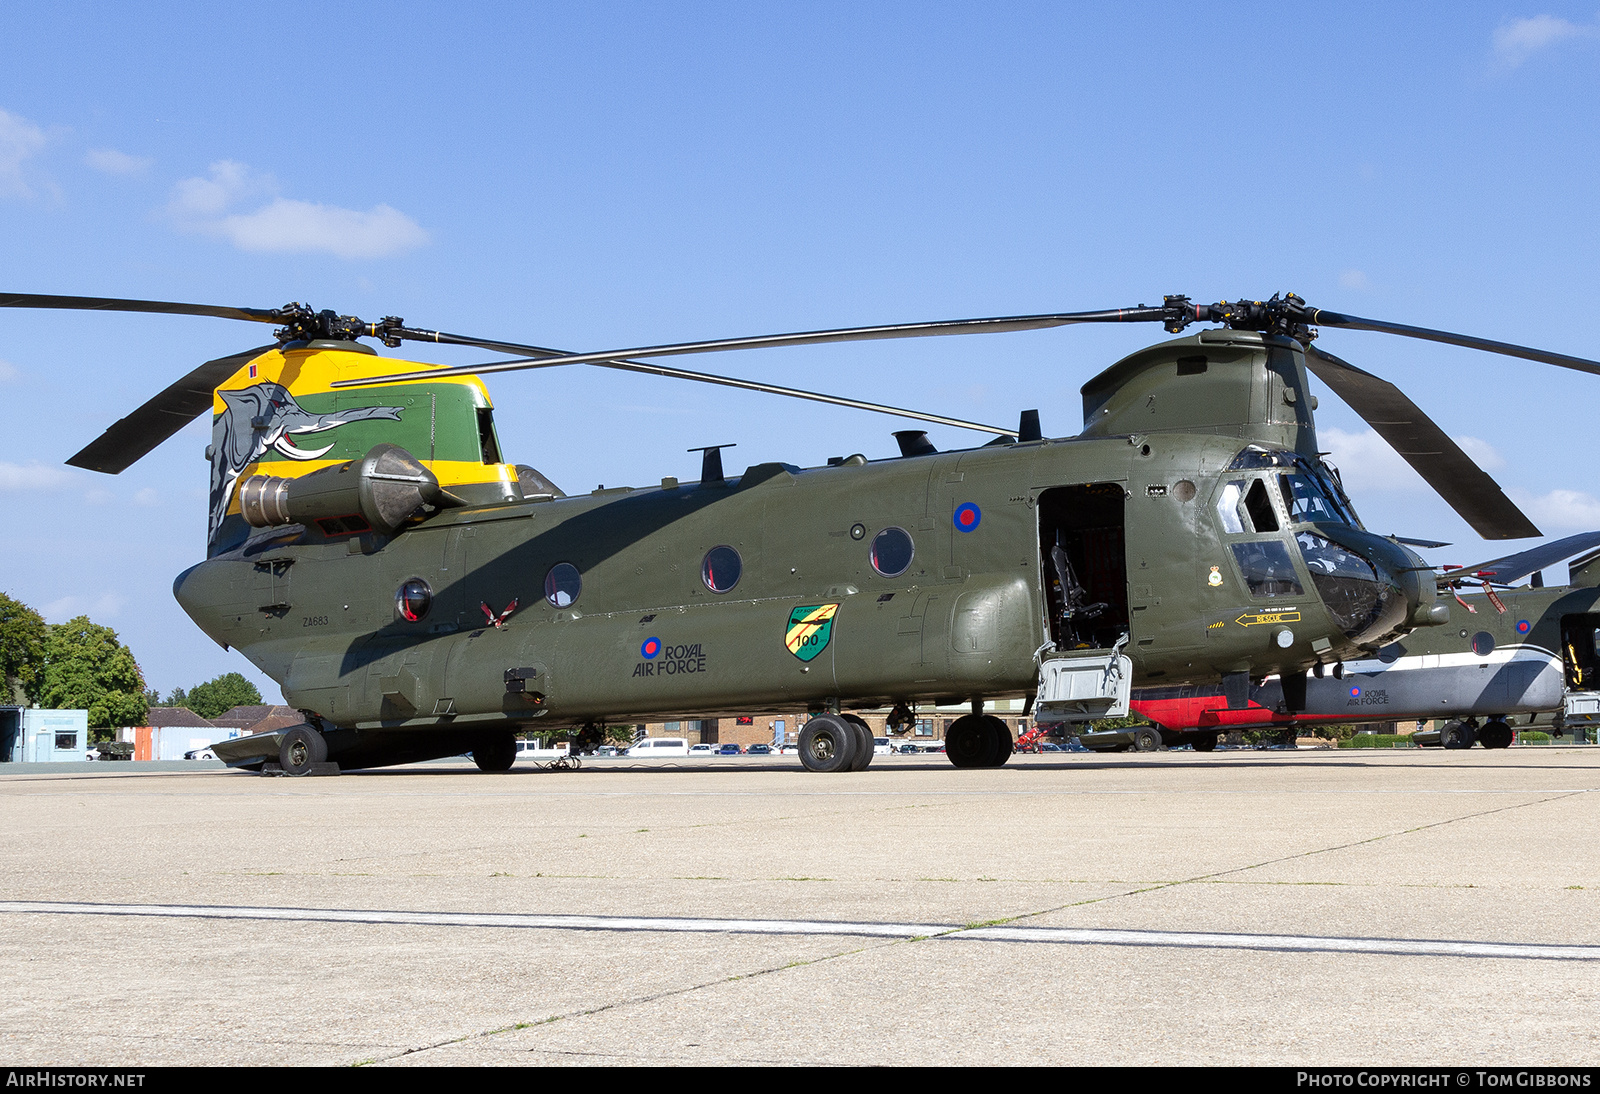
[208,383,404,541]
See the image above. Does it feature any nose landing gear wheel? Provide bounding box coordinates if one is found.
[799,713,858,773]
[1193,734,1217,752]
[473,731,518,772]
[1478,720,1514,749]
[945,714,1012,767]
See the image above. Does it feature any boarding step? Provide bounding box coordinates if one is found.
[1034,646,1132,723]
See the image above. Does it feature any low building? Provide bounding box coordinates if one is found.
[1,708,89,762]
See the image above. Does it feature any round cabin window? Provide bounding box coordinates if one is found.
[871,527,915,577]
[702,545,742,593]
[543,562,582,607]
[396,578,432,622]
[1471,631,1496,657]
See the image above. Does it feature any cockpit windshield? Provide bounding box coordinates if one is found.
[1279,472,1345,524]
[1225,447,1363,528]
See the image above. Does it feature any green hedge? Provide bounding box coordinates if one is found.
[1338,734,1417,749]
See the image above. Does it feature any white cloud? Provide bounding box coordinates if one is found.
[0,460,78,491]
[167,160,428,259]
[0,358,19,382]
[0,107,47,198]
[1510,488,1600,530]
[1493,14,1595,69]
[133,487,160,507]
[1320,427,1505,492]
[85,147,154,176]
[1338,269,1371,291]
[1455,435,1504,470]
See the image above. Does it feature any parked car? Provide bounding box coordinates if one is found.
[183,747,219,761]
[746,743,772,755]
[626,737,690,757]
[689,743,715,754]
[716,743,743,755]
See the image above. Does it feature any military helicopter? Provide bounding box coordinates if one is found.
[1079,532,1600,751]
[6,290,1598,775]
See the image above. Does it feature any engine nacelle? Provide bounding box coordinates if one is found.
[239,443,458,535]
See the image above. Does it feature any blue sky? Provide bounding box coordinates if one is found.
[3,2,1599,701]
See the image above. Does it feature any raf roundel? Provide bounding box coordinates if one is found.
[640,637,661,659]
[1516,619,1531,635]
[1349,685,1362,698]
[953,502,981,532]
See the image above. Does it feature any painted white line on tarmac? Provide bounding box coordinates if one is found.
[4,900,1598,960]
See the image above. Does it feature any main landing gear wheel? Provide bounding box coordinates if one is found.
[1131,726,1162,752]
[840,713,875,771]
[1440,720,1478,749]
[799,713,858,773]
[473,731,518,772]
[278,725,328,777]
[1478,720,1514,750]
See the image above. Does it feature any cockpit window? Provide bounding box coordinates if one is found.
[1230,541,1303,597]
[1244,480,1279,533]
[1216,481,1245,534]
[1296,530,1392,637]
[1216,478,1279,534]
[1227,445,1295,471]
[1279,473,1345,524]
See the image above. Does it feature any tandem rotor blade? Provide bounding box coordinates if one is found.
[339,348,1014,435]
[1304,345,1540,541]
[329,307,1173,434]
[66,345,279,474]
[1301,306,1600,378]
[0,293,280,325]
[1439,531,1600,587]
[332,306,1171,386]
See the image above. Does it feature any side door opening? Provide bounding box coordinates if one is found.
[1037,483,1128,650]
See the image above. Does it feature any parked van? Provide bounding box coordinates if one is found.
[515,740,570,762]
[626,737,690,757]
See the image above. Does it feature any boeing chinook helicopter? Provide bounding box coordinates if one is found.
[7,291,1595,775]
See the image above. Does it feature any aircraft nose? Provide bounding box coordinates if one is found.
[1294,530,1411,644]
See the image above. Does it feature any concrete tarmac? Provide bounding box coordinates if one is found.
[1,748,1597,1067]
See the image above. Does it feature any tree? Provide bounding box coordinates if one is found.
[186,673,262,719]
[37,617,147,740]
[0,593,48,704]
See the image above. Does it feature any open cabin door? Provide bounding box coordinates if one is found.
[1033,483,1133,723]
[1036,483,1129,650]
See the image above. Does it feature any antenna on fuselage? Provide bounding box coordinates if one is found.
[688,443,736,485]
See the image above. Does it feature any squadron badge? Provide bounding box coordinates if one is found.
[785,604,839,662]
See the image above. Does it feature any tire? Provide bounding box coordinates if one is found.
[1440,721,1476,749]
[1193,734,1217,753]
[799,714,857,773]
[278,725,327,776]
[841,714,874,771]
[984,715,1014,767]
[473,732,518,772]
[1131,726,1161,752]
[945,714,996,768]
[1479,721,1513,750]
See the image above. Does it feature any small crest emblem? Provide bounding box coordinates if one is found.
[1207,565,1223,587]
[785,604,839,662]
